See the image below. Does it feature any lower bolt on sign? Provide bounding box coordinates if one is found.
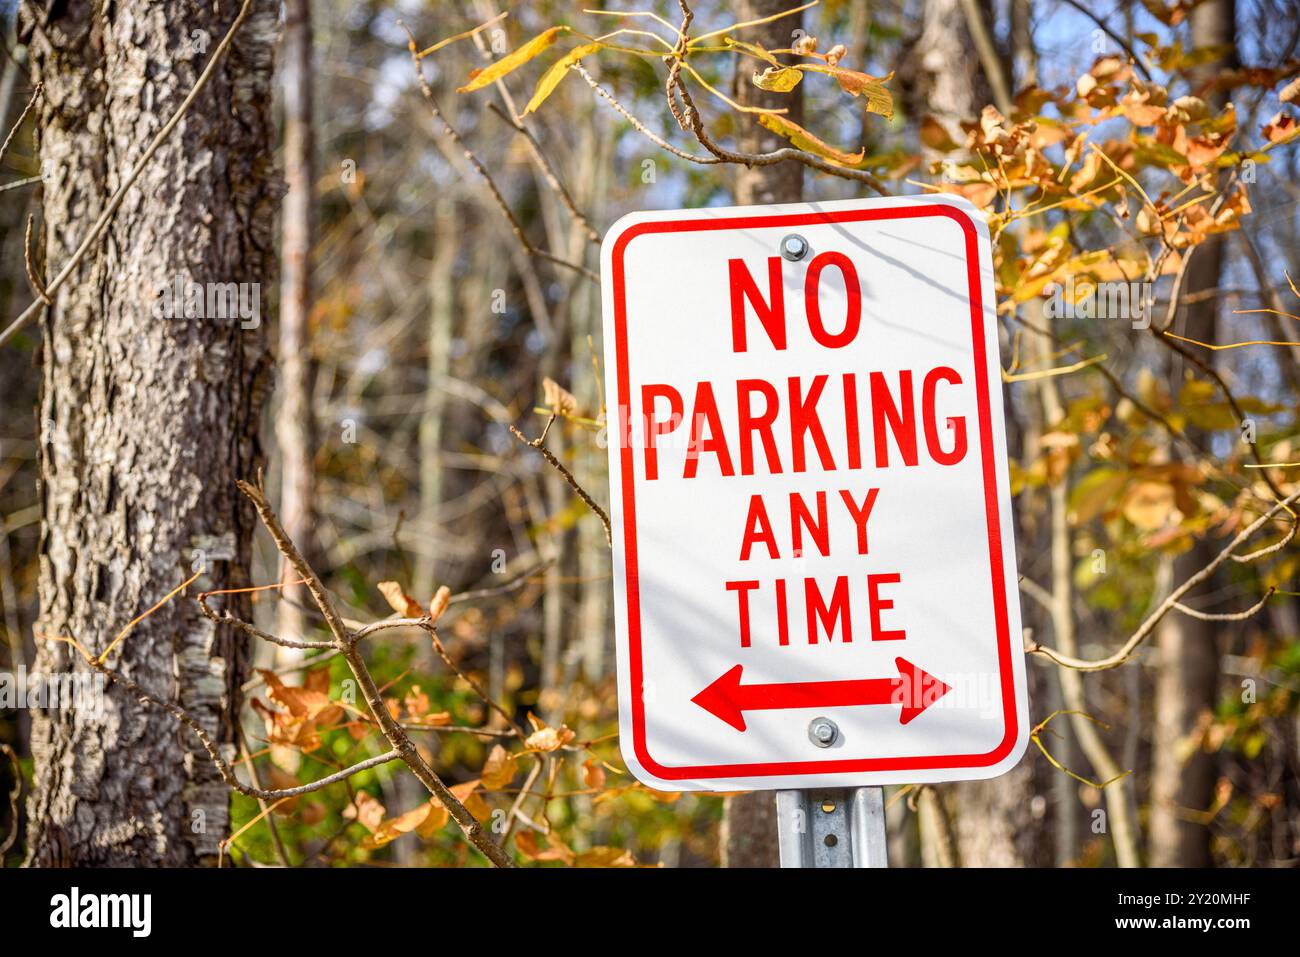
[600,195,1029,791]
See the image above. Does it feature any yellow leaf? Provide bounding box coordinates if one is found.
[751,66,802,93]
[524,41,602,114]
[758,114,865,167]
[460,26,570,93]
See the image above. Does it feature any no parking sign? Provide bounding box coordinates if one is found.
[601,195,1029,791]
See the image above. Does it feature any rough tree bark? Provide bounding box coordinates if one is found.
[1149,0,1237,868]
[20,0,279,866]
[275,0,318,651]
[720,0,802,869]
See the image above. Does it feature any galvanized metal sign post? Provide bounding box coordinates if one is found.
[600,196,1029,868]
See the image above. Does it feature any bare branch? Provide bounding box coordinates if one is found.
[399,23,597,284]
[509,420,612,545]
[1031,490,1300,671]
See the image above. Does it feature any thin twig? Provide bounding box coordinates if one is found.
[23,215,50,306]
[1172,587,1276,622]
[509,421,612,545]
[1058,0,1155,81]
[400,22,597,284]
[0,81,40,171]
[235,478,515,867]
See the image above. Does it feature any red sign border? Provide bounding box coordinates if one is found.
[610,202,1019,781]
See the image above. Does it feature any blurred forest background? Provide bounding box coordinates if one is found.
[1,0,1300,868]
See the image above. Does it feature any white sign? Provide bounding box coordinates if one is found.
[601,195,1028,792]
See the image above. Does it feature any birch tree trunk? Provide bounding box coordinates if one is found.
[275,0,318,651]
[20,0,279,866]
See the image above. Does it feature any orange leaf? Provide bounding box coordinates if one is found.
[515,830,574,864]
[481,744,517,790]
[581,758,606,790]
[343,791,386,832]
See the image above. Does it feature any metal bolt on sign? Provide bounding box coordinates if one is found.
[776,787,888,868]
[779,233,809,261]
[808,716,838,747]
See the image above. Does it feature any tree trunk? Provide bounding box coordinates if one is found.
[20,0,279,866]
[1148,0,1236,869]
[720,0,802,868]
[415,197,457,601]
[275,0,318,651]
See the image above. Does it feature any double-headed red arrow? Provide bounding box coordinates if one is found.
[691,657,951,732]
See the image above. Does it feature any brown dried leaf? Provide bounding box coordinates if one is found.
[429,585,452,622]
[525,723,576,753]
[1262,111,1298,145]
[581,758,606,790]
[343,791,386,832]
[362,799,446,848]
[919,115,960,152]
[404,685,431,719]
[515,829,575,864]
[481,744,517,790]
[791,32,818,56]
[377,580,424,618]
[542,376,578,416]
[799,65,894,118]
